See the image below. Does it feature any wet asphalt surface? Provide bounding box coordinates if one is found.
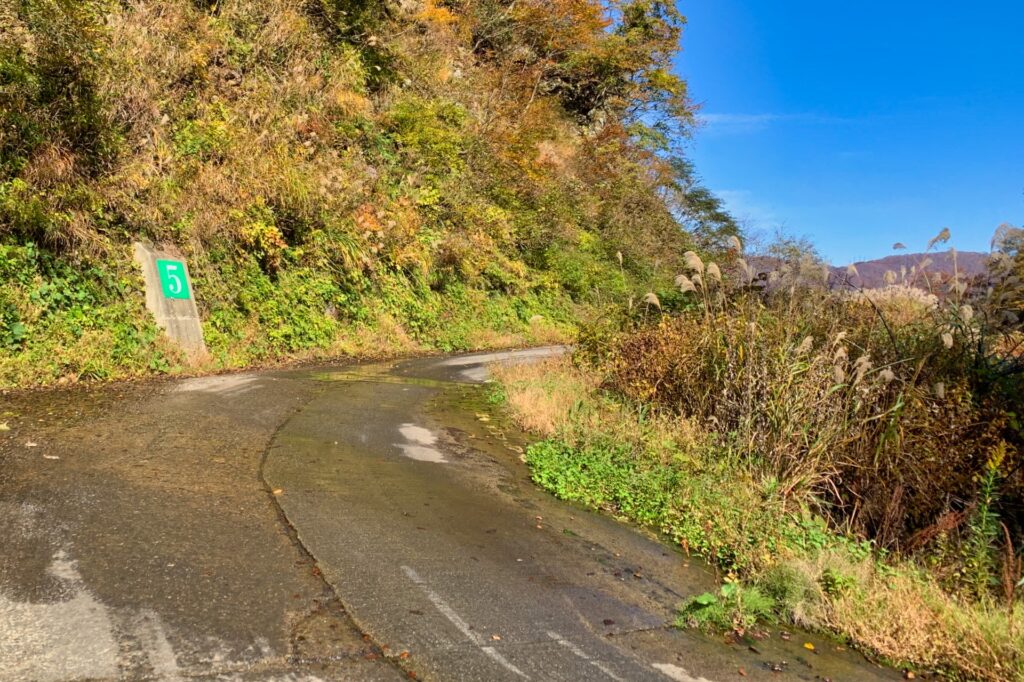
[0,348,901,681]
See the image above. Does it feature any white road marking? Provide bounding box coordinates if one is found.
[652,662,716,682]
[545,631,624,681]
[0,550,120,681]
[2,505,309,680]
[436,347,566,382]
[480,646,529,677]
[401,566,477,643]
[173,374,260,394]
[401,566,528,679]
[398,424,436,444]
[132,610,182,680]
[397,444,448,463]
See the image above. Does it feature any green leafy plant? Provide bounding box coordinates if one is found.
[678,579,777,632]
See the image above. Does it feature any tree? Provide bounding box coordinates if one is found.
[445,0,693,137]
[664,158,739,251]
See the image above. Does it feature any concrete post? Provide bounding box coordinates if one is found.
[132,242,208,362]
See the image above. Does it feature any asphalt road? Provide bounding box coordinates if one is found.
[0,349,900,681]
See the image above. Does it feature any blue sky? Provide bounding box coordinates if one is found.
[675,1,1024,264]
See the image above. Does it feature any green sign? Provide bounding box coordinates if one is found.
[156,259,191,300]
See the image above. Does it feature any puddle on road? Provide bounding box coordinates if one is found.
[395,423,447,463]
[310,365,451,389]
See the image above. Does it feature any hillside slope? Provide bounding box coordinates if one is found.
[0,0,736,387]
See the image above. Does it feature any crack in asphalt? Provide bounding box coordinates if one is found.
[255,379,412,680]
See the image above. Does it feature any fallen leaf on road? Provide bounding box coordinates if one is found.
[272,488,283,495]
[490,634,501,641]
[43,454,60,460]
[803,642,815,651]
[399,651,410,660]
[0,422,9,431]
[738,668,746,676]
[25,441,38,447]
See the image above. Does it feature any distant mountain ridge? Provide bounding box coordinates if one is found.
[833,251,989,289]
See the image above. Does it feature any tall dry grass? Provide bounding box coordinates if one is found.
[590,237,1023,556]
[499,351,1024,680]
[491,357,598,436]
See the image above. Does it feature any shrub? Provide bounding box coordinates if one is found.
[0,242,174,385]
[0,0,118,180]
[387,96,470,177]
[590,238,1023,559]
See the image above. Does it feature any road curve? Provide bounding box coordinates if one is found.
[265,349,899,682]
[0,348,898,681]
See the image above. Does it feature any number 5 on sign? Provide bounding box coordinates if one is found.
[156,259,192,300]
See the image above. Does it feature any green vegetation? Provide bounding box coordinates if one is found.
[495,229,1024,681]
[0,0,737,387]
[0,241,174,381]
[5,1,1024,677]
[679,580,777,633]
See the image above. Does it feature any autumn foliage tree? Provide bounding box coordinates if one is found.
[446,0,690,132]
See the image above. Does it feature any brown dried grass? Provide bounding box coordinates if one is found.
[491,357,597,436]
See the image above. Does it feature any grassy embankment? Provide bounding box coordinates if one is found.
[1,0,736,387]
[494,238,1024,681]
